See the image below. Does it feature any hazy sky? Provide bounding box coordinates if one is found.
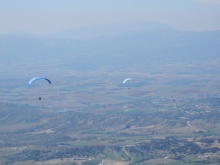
[1,0,220,34]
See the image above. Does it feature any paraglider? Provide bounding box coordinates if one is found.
[123,78,132,84]
[28,77,51,101]
[28,77,51,86]
[123,78,133,89]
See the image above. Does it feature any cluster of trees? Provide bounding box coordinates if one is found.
[126,136,220,163]
[2,146,105,164]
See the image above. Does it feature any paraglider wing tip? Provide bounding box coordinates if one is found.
[45,78,51,84]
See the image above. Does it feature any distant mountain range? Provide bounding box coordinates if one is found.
[51,21,173,40]
[0,21,220,71]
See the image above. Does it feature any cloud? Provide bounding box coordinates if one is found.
[195,0,220,4]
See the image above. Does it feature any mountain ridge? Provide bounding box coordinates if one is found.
[0,21,220,71]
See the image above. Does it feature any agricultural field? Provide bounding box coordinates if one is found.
[0,60,220,164]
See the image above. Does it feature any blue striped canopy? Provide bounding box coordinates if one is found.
[28,77,51,86]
